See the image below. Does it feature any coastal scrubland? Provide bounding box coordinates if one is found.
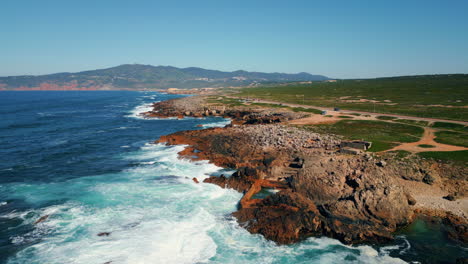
[236,74,468,121]
[303,120,424,152]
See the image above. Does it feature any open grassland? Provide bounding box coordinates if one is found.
[434,131,468,147]
[206,96,244,107]
[303,120,424,152]
[431,122,467,132]
[237,74,468,121]
[249,102,323,114]
[207,96,323,114]
[418,150,468,165]
[394,119,429,127]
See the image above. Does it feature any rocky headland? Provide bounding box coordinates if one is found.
[146,96,467,246]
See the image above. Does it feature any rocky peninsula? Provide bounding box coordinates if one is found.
[144,96,467,246]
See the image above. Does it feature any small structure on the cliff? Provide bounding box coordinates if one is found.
[340,140,372,150]
[339,140,372,154]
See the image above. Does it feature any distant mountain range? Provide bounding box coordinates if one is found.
[0,64,329,90]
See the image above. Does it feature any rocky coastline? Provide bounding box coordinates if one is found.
[145,96,468,246]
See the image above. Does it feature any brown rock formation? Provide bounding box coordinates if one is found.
[157,124,419,245]
[142,96,306,125]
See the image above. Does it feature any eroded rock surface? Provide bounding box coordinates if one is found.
[158,124,418,244]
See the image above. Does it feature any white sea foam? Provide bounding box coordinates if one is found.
[126,102,158,119]
[199,118,231,128]
[6,143,241,264]
[112,126,140,130]
[380,235,412,255]
[0,201,7,206]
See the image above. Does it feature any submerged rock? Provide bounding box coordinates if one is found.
[34,215,49,224]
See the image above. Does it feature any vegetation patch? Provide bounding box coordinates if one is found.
[290,107,322,114]
[250,102,285,108]
[305,120,424,152]
[376,116,398,120]
[249,103,322,114]
[418,150,468,164]
[418,144,435,148]
[338,115,353,118]
[395,119,429,127]
[434,131,468,147]
[432,122,467,132]
[387,150,412,159]
[350,113,361,116]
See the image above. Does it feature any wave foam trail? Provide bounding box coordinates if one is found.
[127,102,158,119]
[200,118,232,128]
[6,142,241,264]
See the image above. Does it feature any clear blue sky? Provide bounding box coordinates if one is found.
[1,0,467,78]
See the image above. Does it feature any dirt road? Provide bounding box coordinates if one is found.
[387,127,468,153]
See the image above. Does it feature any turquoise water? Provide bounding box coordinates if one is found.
[0,91,442,264]
[390,218,467,264]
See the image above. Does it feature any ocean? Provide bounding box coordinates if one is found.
[0,91,464,264]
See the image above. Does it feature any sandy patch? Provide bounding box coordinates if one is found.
[387,127,467,153]
[288,114,340,125]
[397,178,467,219]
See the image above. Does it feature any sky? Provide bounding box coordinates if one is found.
[1,0,467,78]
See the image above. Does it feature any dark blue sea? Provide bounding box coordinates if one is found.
[0,91,465,264]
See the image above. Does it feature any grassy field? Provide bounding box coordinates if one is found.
[394,119,429,127]
[289,107,322,114]
[431,122,467,132]
[206,96,244,107]
[434,131,468,147]
[304,120,424,152]
[418,150,468,164]
[236,74,468,121]
[376,116,398,120]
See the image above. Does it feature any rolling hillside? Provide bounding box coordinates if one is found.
[0,64,329,90]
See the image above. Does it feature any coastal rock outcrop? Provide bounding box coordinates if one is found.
[158,124,416,245]
[152,95,466,247]
[142,97,306,124]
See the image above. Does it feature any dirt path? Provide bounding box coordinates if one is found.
[288,108,379,125]
[234,97,468,126]
[387,127,468,153]
[288,115,340,125]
